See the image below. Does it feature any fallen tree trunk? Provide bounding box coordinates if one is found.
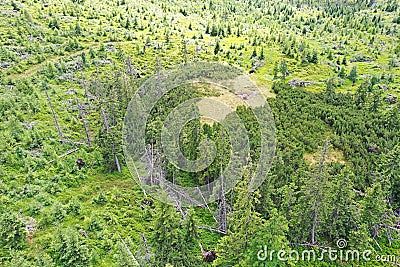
[48,148,80,164]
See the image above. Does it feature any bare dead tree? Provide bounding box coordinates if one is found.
[175,198,186,220]
[181,39,188,64]
[145,168,206,207]
[44,85,65,143]
[141,233,151,264]
[94,70,121,173]
[118,234,140,266]
[216,129,228,232]
[49,139,85,146]
[125,56,141,78]
[217,178,228,233]
[79,70,92,106]
[198,225,226,235]
[69,79,92,148]
[143,143,160,186]
[75,97,92,147]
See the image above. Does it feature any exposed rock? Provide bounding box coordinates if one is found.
[23,217,36,234]
[65,89,75,95]
[350,53,374,63]
[236,93,248,100]
[24,122,39,129]
[0,62,12,69]
[386,94,397,104]
[377,84,389,91]
[142,198,153,206]
[93,59,112,65]
[368,144,381,154]
[105,44,116,53]
[196,45,204,52]
[288,79,312,87]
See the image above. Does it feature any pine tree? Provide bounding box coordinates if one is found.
[342,56,347,65]
[0,211,26,250]
[51,228,91,267]
[360,183,394,239]
[89,48,96,58]
[124,18,130,29]
[378,145,400,209]
[182,210,202,266]
[81,52,87,65]
[279,59,288,78]
[152,203,200,266]
[227,24,231,35]
[214,40,220,55]
[215,164,289,265]
[75,22,82,35]
[369,89,382,112]
[259,46,265,60]
[324,78,335,103]
[311,50,318,63]
[292,141,331,245]
[338,67,346,78]
[153,203,182,266]
[355,81,368,107]
[205,24,210,34]
[250,47,257,59]
[210,24,218,36]
[348,66,358,84]
[273,61,279,79]
[327,167,357,241]
[114,236,141,267]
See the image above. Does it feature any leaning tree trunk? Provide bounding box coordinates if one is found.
[44,87,64,143]
[75,95,92,147]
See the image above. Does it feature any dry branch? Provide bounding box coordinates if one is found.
[198,225,227,235]
[48,148,80,164]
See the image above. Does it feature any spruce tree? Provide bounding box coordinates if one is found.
[153,203,200,266]
[214,40,220,55]
[348,66,358,84]
[215,164,289,265]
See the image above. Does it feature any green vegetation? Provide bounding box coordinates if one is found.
[0,0,399,266]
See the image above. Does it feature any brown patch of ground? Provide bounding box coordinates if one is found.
[303,148,346,165]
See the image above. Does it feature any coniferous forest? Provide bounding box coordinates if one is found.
[0,0,399,266]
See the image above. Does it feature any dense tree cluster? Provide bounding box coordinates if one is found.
[0,0,399,266]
